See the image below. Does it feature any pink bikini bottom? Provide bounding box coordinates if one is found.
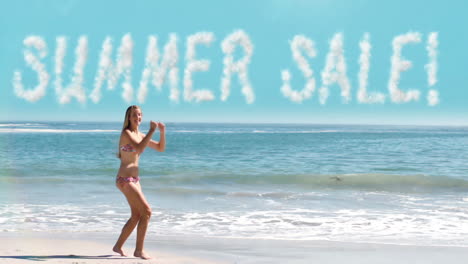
[116,176,140,184]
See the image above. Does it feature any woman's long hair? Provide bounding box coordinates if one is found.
[118,105,141,159]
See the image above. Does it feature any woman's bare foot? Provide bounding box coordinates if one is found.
[134,250,152,260]
[113,245,127,257]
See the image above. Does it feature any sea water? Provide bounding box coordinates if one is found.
[0,122,467,246]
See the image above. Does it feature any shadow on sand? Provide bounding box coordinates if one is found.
[0,254,127,261]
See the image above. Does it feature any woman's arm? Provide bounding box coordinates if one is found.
[123,121,157,154]
[145,122,166,152]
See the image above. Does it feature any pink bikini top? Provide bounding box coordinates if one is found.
[120,144,136,152]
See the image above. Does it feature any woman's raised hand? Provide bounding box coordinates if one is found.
[157,122,165,132]
[150,121,158,132]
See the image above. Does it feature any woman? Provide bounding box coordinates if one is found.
[112,105,165,260]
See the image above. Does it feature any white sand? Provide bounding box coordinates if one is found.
[1,232,468,264]
[0,232,226,264]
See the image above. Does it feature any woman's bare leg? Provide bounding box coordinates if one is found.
[133,182,152,259]
[113,190,140,256]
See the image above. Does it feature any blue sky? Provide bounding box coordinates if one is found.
[1,0,467,125]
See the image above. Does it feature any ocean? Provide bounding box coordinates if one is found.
[0,122,467,246]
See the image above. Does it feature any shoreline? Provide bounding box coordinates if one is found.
[1,232,468,264]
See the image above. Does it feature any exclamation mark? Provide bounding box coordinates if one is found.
[426,32,439,106]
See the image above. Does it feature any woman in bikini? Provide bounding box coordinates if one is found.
[112,105,165,260]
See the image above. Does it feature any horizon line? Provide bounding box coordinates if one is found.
[1,119,467,127]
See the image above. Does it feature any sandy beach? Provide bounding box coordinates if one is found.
[1,232,468,264]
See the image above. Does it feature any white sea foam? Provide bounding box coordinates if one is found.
[170,130,339,134]
[162,208,468,245]
[0,123,47,127]
[171,130,236,134]
[3,201,467,246]
[0,128,119,133]
[252,130,339,134]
